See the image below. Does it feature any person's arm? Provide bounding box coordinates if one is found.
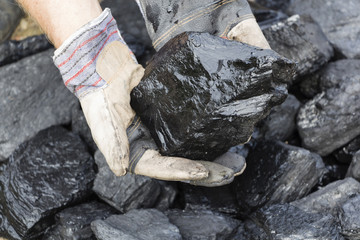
[17,0,102,48]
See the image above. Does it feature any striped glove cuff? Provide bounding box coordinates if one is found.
[53,8,136,98]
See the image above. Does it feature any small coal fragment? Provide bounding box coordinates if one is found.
[262,14,333,81]
[91,209,181,240]
[258,94,301,141]
[0,0,23,44]
[131,32,295,160]
[0,34,52,66]
[0,126,96,240]
[43,201,118,240]
[0,49,78,162]
[346,151,360,181]
[299,71,321,99]
[297,60,360,156]
[292,178,360,216]
[234,140,325,215]
[288,0,360,59]
[334,136,360,164]
[253,204,344,240]
[92,150,176,213]
[166,207,240,240]
[253,9,288,28]
[339,194,360,239]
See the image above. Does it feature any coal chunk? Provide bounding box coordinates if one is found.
[0,0,23,44]
[346,151,360,181]
[91,209,181,240]
[292,178,360,216]
[43,201,118,240]
[262,15,333,81]
[255,0,291,12]
[234,140,325,215]
[339,194,360,239]
[254,9,288,29]
[92,150,176,213]
[252,204,344,240]
[0,34,52,67]
[288,0,360,59]
[0,126,96,240]
[258,94,301,141]
[131,32,295,160]
[297,60,360,156]
[166,208,240,240]
[334,136,360,164]
[0,49,78,162]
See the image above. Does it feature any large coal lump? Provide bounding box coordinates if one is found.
[0,49,78,161]
[0,35,52,67]
[0,126,96,240]
[234,140,325,215]
[262,14,333,81]
[92,150,176,213]
[91,209,181,240]
[251,204,344,240]
[43,201,118,240]
[288,0,360,59]
[131,32,295,160]
[297,60,360,156]
[166,208,240,240]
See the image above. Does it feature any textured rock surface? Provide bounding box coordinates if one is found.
[262,14,333,80]
[167,208,240,240]
[132,32,295,160]
[92,150,176,213]
[43,201,118,240]
[346,151,360,181]
[0,0,23,44]
[0,49,78,161]
[0,35,52,67]
[297,60,360,156]
[292,178,360,216]
[334,136,360,164]
[288,0,360,59]
[234,140,325,215]
[0,126,96,240]
[91,209,181,240]
[258,94,301,141]
[252,204,344,240]
[339,195,360,239]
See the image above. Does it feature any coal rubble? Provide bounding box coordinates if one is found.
[0,0,359,239]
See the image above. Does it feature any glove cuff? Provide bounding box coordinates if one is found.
[53,8,136,98]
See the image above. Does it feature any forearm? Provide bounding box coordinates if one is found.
[17,0,102,48]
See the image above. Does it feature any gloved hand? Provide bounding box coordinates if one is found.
[135,0,270,50]
[53,8,236,186]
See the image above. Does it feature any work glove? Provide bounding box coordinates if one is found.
[53,8,237,186]
[135,0,270,50]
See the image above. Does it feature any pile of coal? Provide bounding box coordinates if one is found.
[132,31,295,160]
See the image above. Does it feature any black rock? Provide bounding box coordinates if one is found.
[288,0,360,59]
[0,126,96,240]
[253,9,288,29]
[234,219,268,240]
[43,201,118,240]
[258,94,301,141]
[92,150,176,213]
[252,204,344,240]
[346,151,360,181]
[334,136,360,164]
[166,208,240,240]
[291,178,360,216]
[299,71,321,99]
[262,14,333,81]
[0,49,78,162]
[0,0,23,44]
[317,156,348,188]
[131,31,295,160]
[234,140,325,215]
[255,0,291,12]
[0,35,52,67]
[297,60,360,156]
[91,209,181,240]
[339,194,360,239]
